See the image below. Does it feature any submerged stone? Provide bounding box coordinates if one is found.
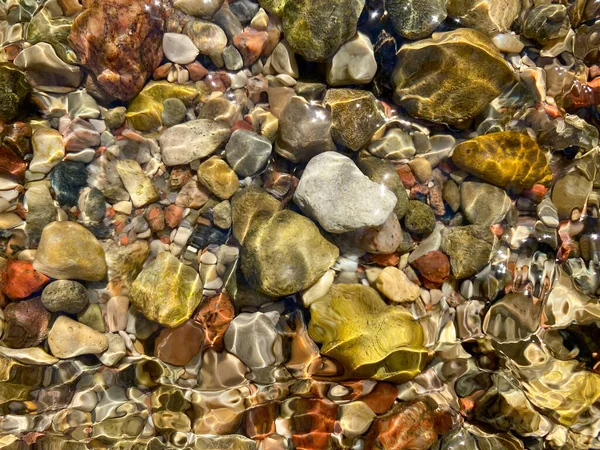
[387,0,447,40]
[446,0,521,35]
[440,225,494,279]
[0,63,30,122]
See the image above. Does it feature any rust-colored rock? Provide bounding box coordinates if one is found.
[2,122,32,158]
[411,251,450,289]
[1,260,50,300]
[359,382,398,414]
[0,146,26,181]
[3,298,51,348]
[244,402,278,440]
[288,398,338,450]
[194,293,234,351]
[233,28,269,66]
[154,320,205,366]
[68,0,166,101]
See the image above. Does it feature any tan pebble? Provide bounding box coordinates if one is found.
[375,266,421,303]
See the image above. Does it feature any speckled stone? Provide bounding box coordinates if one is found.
[404,200,436,237]
[387,0,447,39]
[2,298,50,349]
[41,280,88,314]
[441,225,494,279]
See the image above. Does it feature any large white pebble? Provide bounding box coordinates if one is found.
[163,33,200,65]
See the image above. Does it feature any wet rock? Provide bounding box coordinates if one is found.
[155,320,205,366]
[324,88,384,151]
[2,298,50,349]
[82,187,106,224]
[392,29,514,126]
[294,152,397,233]
[223,45,244,70]
[343,213,402,254]
[452,132,552,191]
[275,96,335,163]
[404,200,436,237]
[163,32,199,65]
[68,0,166,100]
[233,28,269,66]
[282,0,364,61]
[130,252,203,327]
[33,221,107,282]
[77,304,106,333]
[483,293,541,343]
[103,106,126,130]
[2,121,32,158]
[48,315,109,359]
[98,333,126,366]
[442,180,461,212]
[105,240,150,296]
[551,160,593,220]
[194,293,235,350]
[309,284,427,382]
[0,63,30,122]
[175,0,224,18]
[523,5,570,45]
[176,177,211,209]
[387,0,447,39]
[197,157,240,200]
[446,0,521,35]
[41,280,88,314]
[375,266,421,303]
[67,91,100,119]
[183,19,228,67]
[49,161,87,207]
[116,160,159,208]
[159,119,231,166]
[1,259,50,301]
[241,210,339,296]
[213,200,232,229]
[411,251,450,289]
[441,225,494,279]
[231,186,281,243]
[271,40,299,77]
[225,130,272,178]
[24,183,57,240]
[327,32,377,86]
[161,98,187,128]
[368,128,416,161]
[0,345,58,366]
[30,128,65,174]
[460,181,511,226]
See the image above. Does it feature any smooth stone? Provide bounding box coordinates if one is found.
[375,266,421,303]
[194,292,235,349]
[0,213,23,230]
[24,183,57,239]
[197,157,240,200]
[163,33,199,65]
[342,213,402,255]
[537,197,559,228]
[48,315,109,359]
[82,187,106,224]
[104,106,126,129]
[0,63,30,122]
[368,129,416,160]
[523,5,570,45]
[492,33,525,53]
[295,152,397,233]
[49,161,88,207]
[183,19,228,66]
[270,40,299,78]
[2,298,50,349]
[324,88,384,152]
[213,3,244,40]
[98,333,126,366]
[460,181,511,226]
[301,269,336,308]
[241,210,339,296]
[451,131,552,191]
[274,96,336,163]
[30,128,65,174]
[552,169,592,220]
[106,296,129,332]
[213,200,232,229]
[176,177,211,209]
[68,0,166,100]
[41,280,88,314]
[67,90,100,120]
[159,119,231,166]
[440,225,494,279]
[155,320,204,366]
[175,0,224,18]
[223,45,244,71]
[130,252,203,328]
[282,0,364,61]
[326,32,377,86]
[387,0,447,39]
[77,304,106,333]
[230,0,260,23]
[231,186,281,243]
[404,200,436,237]
[33,221,107,281]
[443,180,461,212]
[225,130,272,178]
[0,345,58,365]
[116,159,159,208]
[392,29,514,126]
[447,0,521,35]
[408,157,432,183]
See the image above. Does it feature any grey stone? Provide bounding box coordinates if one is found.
[161,98,187,128]
[368,128,416,160]
[460,181,511,226]
[42,280,89,314]
[225,129,272,177]
[98,333,126,367]
[223,45,244,71]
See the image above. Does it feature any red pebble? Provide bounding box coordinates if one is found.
[411,251,450,289]
[396,164,415,189]
[366,253,400,267]
[164,204,184,229]
[193,292,235,351]
[233,28,269,66]
[360,382,399,414]
[1,260,50,300]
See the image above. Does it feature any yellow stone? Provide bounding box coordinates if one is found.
[197,157,240,200]
[309,284,427,383]
[231,186,281,244]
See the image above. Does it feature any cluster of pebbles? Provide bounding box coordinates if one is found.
[0,0,600,449]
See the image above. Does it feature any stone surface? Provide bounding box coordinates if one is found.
[116,159,159,208]
[241,210,339,296]
[2,298,50,349]
[33,221,108,282]
[41,280,88,314]
[68,0,166,100]
[48,316,109,359]
[368,128,416,160]
[105,240,150,296]
[446,0,521,35]
[404,200,436,237]
[461,181,511,226]
[387,0,447,39]
[294,152,397,233]
[411,251,450,289]
[130,252,203,327]
[183,19,228,66]
[282,0,364,61]
[441,225,494,279]
[161,98,187,128]
[155,320,205,366]
[231,186,281,243]
[375,267,421,303]
[523,5,570,45]
[327,32,377,86]
[225,130,272,178]
[175,0,224,18]
[1,260,49,301]
[30,128,65,174]
[49,161,88,207]
[194,293,235,350]
[392,29,515,126]
[24,183,57,240]
[452,132,552,191]
[0,63,30,122]
[197,157,240,200]
[309,284,427,382]
[163,32,199,65]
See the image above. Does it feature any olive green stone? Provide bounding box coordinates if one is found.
[258,0,287,15]
[197,157,240,200]
[282,0,365,62]
[392,29,515,126]
[441,225,494,279]
[77,304,106,333]
[130,252,203,328]
[241,210,339,296]
[404,200,436,237]
[323,89,385,151]
[451,131,552,191]
[523,5,570,45]
[231,186,281,244]
[0,63,30,122]
[446,0,521,35]
[26,7,75,63]
[387,0,447,39]
[309,284,427,383]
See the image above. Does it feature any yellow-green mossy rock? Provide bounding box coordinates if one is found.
[126,81,199,131]
[241,210,339,296]
[309,284,427,383]
[451,131,552,191]
[130,252,203,328]
[392,29,515,126]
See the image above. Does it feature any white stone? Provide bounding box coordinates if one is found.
[116,160,159,208]
[492,33,525,53]
[163,33,200,65]
[301,269,335,307]
[0,345,58,365]
[326,32,377,86]
[30,128,65,174]
[48,316,109,359]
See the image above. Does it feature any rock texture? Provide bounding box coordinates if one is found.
[441,225,494,279]
[387,0,447,39]
[446,0,521,35]
[48,316,109,359]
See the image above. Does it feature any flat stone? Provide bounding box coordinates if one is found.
[392,29,515,126]
[231,186,281,243]
[159,119,231,166]
[241,210,339,296]
[41,280,88,314]
[441,225,494,279]
[387,0,447,39]
[197,157,240,200]
[327,32,377,86]
[30,128,65,174]
[48,315,109,359]
[375,266,421,303]
[116,159,159,208]
[2,298,50,349]
[447,0,521,35]
[460,181,511,226]
[225,129,272,178]
[163,32,199,65]
[294,152,397,233]
[33,221,108,281]
[130,252,203,327]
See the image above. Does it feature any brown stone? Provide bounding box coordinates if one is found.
[0,146,26,181]
[3,298,51,349]
[288,398,338,450]
[155,320,205,366]
[2,122,32,158]
[359,382,398,415]
[193,293,235,351]
[145,204,165,232]
[1,260,50,301]
[411,251,450,289]
[233,28,269,66]
[244,403,278,440]
[164,204,184,229]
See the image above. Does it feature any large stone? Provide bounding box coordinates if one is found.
[241,210,339,296]
[294,152,397,233]
[41,280,88,314]
[392,29,515,126]
[116,160,159,208]
[309,284,427,382]
[130,252,203,328]
[460,181,511,226]
[441,225,494,279]
[387,0,447,39]
[446,0,521,35]
[282,0,364,61]
[68,0,166,100]
[159,119,231,166]
[33,221,108,281]
[48,316,109,359]
[523,5,570,45]
[105,240,150,296]
[231,186,281,243]
[451,132,552,191]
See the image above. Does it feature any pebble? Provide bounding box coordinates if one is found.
[98,332,126,366]
[225,129,272,178]
[327,32,377,86]
[0,345,58,365]
[174,0,224,18]
[197,157,240,200]
[223,45,244,71]
[163,33,200,65]
[48,315,109,359]
[116,160,159,208]
[301,269,336,308]
[103,107,127,130]
[387,0,447,39]
[49,161,88,207]
[270,40,299,78]
[368,129,416,161]
[106,296,129,332]
[440,225,494,279]
[161,98,187,127]
[183,19,228,67]
[155,320,204,366]
[1,259,50,301]
[213,200,232,229]
[404,200,436,237]
[231,185,281,243]
[30,128,65,174]
[460,181,511,226]
[2,298,50,349]
[408,157,432,183]
[375,266,421,303]
[41,280,89,314]
[411,251,450,289]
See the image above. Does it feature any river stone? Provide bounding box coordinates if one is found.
[392,28,515,126]
[404,200,436,237]
[387,0,447,39]
[460,181,511,226]
[116,159,159,208]
[175,0,224,18]
[441,225,494,279]
[183,19,228,66]
[451,132,552,191]
[294,152,397,233]
[2,298,50,349]
[282,0,364,61]
[161,98,187,128]
[159,119,231,166]
[326,32,377,86]
[0,63,30,122]
[552,170,592,220]
[163,32,199,64]
[323,88,384,151]
[49,161,88,207]
[231,186,281,243]
[33,221,108,281]
[41,280,89,314]
[24,183,57,240]
[241,210,339,296]
[130,252,203,328]
[105,240,150,296]
[30,128,65,174]
[225,130,273,178]
[446,0,521,35]
[523,5,570,45]
[48,316,109,359]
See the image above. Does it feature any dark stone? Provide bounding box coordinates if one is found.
[84,188,106,223]
[3,298,51,349]
[230,0,260,23]
[403,200,435,237]
[49,161,88,207]
[189,224,228,250]
[0,63,30,122]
